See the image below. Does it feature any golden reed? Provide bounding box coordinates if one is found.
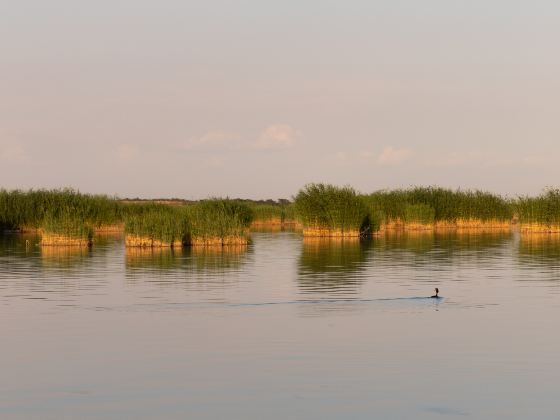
[520,223,560,233]
[40,233,92,247]
[380,218,512,232]
[190,235,249,246]
[250,218,297,227]
[125,235,183,248]
[93,223,124,233]
[302,228,365,237]
[189,244,248,256]
[125,234,249,247]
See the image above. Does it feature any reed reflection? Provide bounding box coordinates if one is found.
[40,245,93,269]
[39,233,120,271]
[374,229,512,265]
[0,233,40,257]
[0,232,98,272]
[518,234,560,270]
[187,245,250,272]
[0,233,117,300]
[297,237,373,294]
[125,245,251,277]
[125,247,185,271]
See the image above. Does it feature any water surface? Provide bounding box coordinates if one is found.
[1,230,559,419]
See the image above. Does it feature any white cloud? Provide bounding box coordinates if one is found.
[254,125,301,150]
[377,146,413,165]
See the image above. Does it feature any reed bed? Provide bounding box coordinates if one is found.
[294,184,376,237]
[0,189,123,235]
[40,233,93,247]
[516,189,560,233]
[403,204,435,230]
[124,204,188,247]
[0,189,121,247]
[249,203,297,226]
[365,187,513,231]
[187,199,253,245]
[12,185,560,246]
[39,205,96,246]
[115,198,254,247]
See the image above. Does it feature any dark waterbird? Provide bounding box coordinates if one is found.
[430,288,440,298]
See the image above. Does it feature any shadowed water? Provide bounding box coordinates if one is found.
[1,230,560,419]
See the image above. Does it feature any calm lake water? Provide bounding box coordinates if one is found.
[1,230,560,419]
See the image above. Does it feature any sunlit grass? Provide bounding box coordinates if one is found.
[516,189,560,232]
[364,187,513,229]
[294,183,377,236]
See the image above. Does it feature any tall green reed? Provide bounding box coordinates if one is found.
[516,189,560,226]
[187,199,253,240]
[294,184,376,234]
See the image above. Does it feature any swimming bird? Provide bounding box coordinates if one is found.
[430,288,440,298]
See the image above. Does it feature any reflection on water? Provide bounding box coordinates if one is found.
[377,229,512,255]
[0,233,122,302]
[40,245,93,269]
[296,231,514,297]
[125,247,185,271]
[298,237,373,295]
[125,245,250,274]
[376,230,436,254]
[187,245,250,272]
[519,234,560,262]
[370,230,513,272]
[39,234,122,272]
[123,245,253,296]
[3,230,560,419]
[0,232,40,256]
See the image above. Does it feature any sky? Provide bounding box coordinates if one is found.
[1,0,559,199]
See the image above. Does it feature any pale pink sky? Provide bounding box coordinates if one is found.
[1,1,559,199]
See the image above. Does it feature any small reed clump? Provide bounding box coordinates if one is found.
[39,209,94,247]
[294,183,377,237]
[124,199,253,247]
[187,199,253,245]
[516,189,560,233]
[364,187,513,231]
[0,188,123,233]
[249,203,297,226]
[403,203,435,230]
[124,204,188,247]
[40,233,93,247]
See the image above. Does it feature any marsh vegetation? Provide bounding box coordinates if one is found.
[2,185,560,247]
[249,203,297,226]
[364,187,513,231]
[515,189,560,232]
[294,184,375,237]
